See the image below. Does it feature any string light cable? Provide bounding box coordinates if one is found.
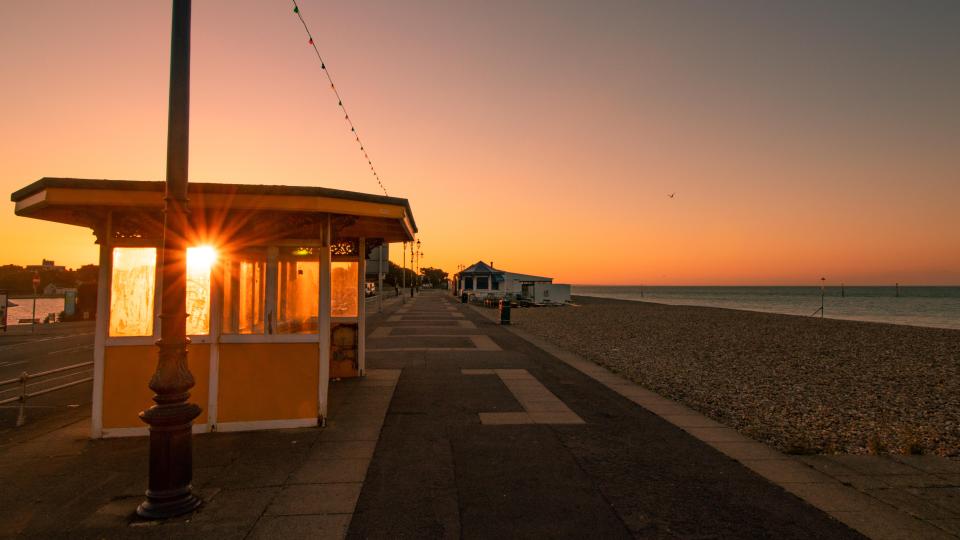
[291,0,388,196]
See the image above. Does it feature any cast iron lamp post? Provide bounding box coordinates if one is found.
[137,0,202,519]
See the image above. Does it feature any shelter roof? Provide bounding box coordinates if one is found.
[461,261,501,275]
[460,261,553,282]
[502,271,553,282]
[11,177,417,243]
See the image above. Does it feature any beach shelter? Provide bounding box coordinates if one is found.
[458,261,504,292]
[10,177,416,437]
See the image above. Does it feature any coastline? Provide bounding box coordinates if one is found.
[513,295,960,456]
[572,286,960,330]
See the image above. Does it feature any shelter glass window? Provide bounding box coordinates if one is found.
[331,261,359,318]
[464,277,473,290]
[476,276,489,289]
[222,251,267,334]
[186,246,216,335]
[492,279,499,291]
[109,247,156,337]
[277,247,320,334]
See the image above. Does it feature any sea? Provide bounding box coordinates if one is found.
[572,286,960,330]
[5,297,65,325]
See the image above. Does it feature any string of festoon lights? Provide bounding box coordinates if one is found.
[291,0,388,196]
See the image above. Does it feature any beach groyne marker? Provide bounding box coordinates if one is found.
[811,277,825,318]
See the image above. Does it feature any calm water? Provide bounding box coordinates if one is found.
[572,286,960,330]
[5,297,64,325]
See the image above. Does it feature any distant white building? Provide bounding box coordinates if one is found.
[457,261,570,305]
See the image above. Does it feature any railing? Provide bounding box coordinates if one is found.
[0,361,93,427]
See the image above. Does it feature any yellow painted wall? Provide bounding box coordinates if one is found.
[102,344,210,429]
[217,343,318,423]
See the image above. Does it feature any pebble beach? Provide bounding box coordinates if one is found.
[513,296,960,456]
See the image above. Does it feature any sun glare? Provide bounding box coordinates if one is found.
[187,245,218,270]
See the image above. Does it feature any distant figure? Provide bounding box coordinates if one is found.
[668,193,676,199]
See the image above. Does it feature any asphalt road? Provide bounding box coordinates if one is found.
[0,321,95,429]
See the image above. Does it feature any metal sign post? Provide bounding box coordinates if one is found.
[31,274,39,332]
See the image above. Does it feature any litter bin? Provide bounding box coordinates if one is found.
[499,297,511,325]
[461,292,468,304]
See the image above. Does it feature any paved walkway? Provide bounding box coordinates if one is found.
[348,293,861,538]
[1,291,956,538]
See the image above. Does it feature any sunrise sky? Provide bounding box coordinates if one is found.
[1,1,958,285]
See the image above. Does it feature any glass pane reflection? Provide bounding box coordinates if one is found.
[109,247,156,337]
[331,261,358,318]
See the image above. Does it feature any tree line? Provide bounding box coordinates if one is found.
[0,264,99,295]
[381,262,448,289]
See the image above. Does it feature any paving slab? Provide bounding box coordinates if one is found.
[248,514,352,540]
[866,488,960,520]
[478,411,533,425]
[893,456,960,475]
[266,483,363,515]
[192,486,281,528]
[742,458,837,484]
[388,326,484,336]
[829,455,931,476]
[288,458,370,484]
[309,440,377,460]
[682,426,753,443]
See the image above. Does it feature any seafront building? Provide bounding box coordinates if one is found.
[457,260,571,305]
[10,177,416,438]
[25,259,66,272]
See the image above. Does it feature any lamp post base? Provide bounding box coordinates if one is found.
[136,486,202,519]
[137,399,202,520]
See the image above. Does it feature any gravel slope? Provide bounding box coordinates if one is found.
[512,296,960,456]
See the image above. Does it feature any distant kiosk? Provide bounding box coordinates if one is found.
[11,177,417,438]
[457,260,571,305]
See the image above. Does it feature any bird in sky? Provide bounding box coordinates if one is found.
[667,193,676,199]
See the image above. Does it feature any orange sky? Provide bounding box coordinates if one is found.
[1,1,958,285]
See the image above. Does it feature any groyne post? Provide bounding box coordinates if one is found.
[820,277,825,318]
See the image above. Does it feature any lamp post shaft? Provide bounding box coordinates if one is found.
[137,0,202,519]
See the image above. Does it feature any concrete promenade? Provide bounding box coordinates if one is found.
[350,293,859,539]
[0,290,956,538]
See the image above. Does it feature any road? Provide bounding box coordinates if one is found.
[0,321,95,429]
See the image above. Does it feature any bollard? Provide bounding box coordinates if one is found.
[16,371,28,427]
[461,292,468,304]
[499,297,511,325]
